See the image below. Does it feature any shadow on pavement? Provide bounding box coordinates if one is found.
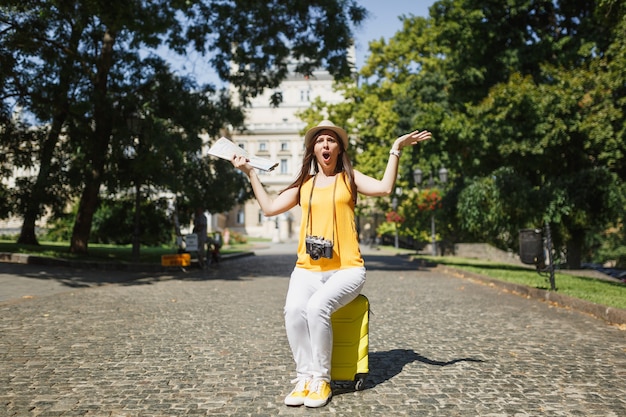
[334,349,484,395]
[173,253,296,282]
[362,253,435,272]
[2,248,429,300]
[368,349,484,388]
[0,252,297,294]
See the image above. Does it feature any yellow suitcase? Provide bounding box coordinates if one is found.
[331,294,369,390]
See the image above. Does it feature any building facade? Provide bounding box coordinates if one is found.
[210,62,349,242]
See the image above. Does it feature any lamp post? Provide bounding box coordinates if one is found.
[413,166,448,256]
[127,115,144,262]
[391,186,402,248]
[392,196,398,249]
[272,215,280,243]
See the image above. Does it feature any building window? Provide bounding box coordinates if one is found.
[280,159,288,174]
[258,210,264,225]
[237,210,244,224]
[258,142,267,152]
[280,142,289,151]
[300,89,310,102]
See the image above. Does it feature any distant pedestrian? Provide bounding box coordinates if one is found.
[223,228,231,248]
[231,120,431,407]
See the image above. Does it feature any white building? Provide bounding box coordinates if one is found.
[212,59,351,242]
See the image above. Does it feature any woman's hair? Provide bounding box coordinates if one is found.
[281,132,357,204]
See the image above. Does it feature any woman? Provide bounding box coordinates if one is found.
[231,120,431,408]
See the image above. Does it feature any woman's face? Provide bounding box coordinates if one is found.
[313,130,341,171]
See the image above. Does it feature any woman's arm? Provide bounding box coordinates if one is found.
[355,129,432,197]
[232,155,299,216]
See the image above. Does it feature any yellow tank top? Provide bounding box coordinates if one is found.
[296,172,364,271]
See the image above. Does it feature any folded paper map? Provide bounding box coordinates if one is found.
[208,137,279,171]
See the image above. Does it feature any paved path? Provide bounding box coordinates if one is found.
[1,243,625,416]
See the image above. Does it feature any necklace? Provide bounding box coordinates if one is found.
[306,173,337,244]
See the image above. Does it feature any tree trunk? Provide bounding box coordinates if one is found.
[17,113,66,245]
[132,181,141,261]
[17,24,79,245]
[17,213,38,245]
[70,180,100,254]
[69,29,116,254]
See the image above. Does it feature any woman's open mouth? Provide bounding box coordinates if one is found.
[322,152,331,162]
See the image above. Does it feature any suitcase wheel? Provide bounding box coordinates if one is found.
[354,374,367,391]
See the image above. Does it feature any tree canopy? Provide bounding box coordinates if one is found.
[0,0,366,252]
[3,0,625,268]
[322,0,625,267]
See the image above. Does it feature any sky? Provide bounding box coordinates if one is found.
[353,0,435,69]
[160,0,436,86]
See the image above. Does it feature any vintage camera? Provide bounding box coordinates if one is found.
[305,235,334,260]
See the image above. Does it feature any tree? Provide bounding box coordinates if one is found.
[1,0,367,253]
[466,63,624,267]
[456,168,536,249]
[101,55,250,258]
[1,2,81,244]
[323,0,625,267]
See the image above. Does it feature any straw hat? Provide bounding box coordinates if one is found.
[304,120,349,149]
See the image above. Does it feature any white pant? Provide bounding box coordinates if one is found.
[284,266,366,382]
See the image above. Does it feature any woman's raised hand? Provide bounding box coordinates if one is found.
[396,130,432,150]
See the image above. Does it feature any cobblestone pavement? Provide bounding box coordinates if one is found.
[1,243,625,416]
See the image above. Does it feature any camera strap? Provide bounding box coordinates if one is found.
[305,173,337,243]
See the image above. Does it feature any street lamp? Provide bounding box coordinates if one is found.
[391,186,402,248]
[413,166,448,256]
[127,114,144,262]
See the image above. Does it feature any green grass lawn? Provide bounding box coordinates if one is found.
[418,255,626,311]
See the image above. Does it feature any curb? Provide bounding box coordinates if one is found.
[437,265,626,327]
[0,251,255,273]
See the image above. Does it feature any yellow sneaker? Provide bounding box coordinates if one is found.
[304,379,332,408]
[284,378,310,406]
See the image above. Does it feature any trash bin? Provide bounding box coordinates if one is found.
[519,228,544,265]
